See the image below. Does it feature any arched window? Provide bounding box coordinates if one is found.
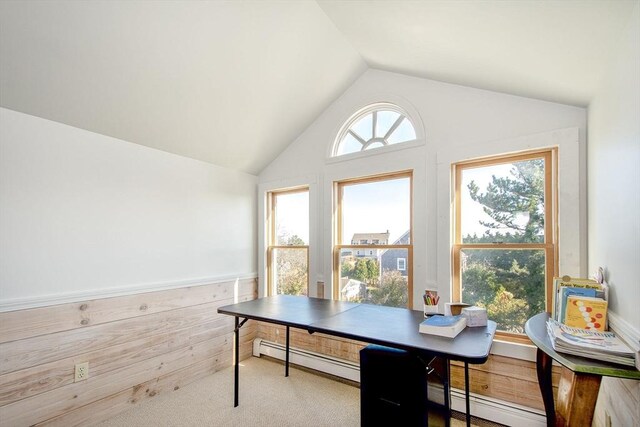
[333,103,417,157]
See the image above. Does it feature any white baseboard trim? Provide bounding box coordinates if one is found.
[0,272,258,313]
[253,338,547,426]
[607,311,640,370]
[608,311,640,350]
[252,338,361,382]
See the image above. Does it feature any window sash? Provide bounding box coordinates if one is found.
[333,170,413,307]
[267,187,310,296]
[452,149,557,338]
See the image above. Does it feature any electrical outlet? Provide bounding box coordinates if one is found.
[75,362,89,382]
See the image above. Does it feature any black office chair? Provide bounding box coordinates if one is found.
[359,344,429,426]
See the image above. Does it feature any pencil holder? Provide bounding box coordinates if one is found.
[423,304,439,317]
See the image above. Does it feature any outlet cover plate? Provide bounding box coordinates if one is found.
[75,362,89,382]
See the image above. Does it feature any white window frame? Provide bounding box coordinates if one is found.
[436,127,584,359]
[326,99,425,165]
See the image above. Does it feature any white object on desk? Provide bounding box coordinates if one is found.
[462,306,487,327]
[423,304,439,317]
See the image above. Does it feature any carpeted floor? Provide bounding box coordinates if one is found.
[97,356,481,426]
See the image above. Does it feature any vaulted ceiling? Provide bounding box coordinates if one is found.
[1,1,636,174]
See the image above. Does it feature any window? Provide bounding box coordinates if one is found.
[267,188,309,296]
[334,172,413,308]
[333,104,417,157]
[397,258,406,271]
[453,149,557,337]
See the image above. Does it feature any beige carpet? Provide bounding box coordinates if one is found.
[97,356,474,427]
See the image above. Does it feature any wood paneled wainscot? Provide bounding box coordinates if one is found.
[0,278,257,426]
[257,322,560,412]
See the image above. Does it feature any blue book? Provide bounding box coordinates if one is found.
[558,287,597,323]
[419,315,467,338]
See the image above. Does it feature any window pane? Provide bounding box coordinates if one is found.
[375,111,401,138]
[341,177,410,245]
[273,248,308,296]
[339,247,408,308]
[351,113,373,141]
[275,191,309,245]
[338,133,362,156]
[460,248,546,333]
[387,118,416,144]
[460,158,545,243]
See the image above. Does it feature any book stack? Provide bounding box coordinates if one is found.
[552,276,607,328]
[419,314,467,338]
[546,318,635,366]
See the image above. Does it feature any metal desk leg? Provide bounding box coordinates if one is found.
[285,325,290,377]
[234,317,239,407]
[465,362,470,427]
[444,360,451,427]
[233,316,248,407]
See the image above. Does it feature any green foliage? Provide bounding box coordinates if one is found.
[275,233,307,296]
[482,287,529,334]
[341,260,355,278]
[367,270,408,308]
[283,234,305,246]
[352,258,380,286]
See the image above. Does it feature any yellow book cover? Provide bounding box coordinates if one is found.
[564,296,607,331]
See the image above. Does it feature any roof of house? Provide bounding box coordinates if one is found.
[351,232,390,243]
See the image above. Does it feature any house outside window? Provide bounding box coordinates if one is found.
[267,188,309,296]
[452,149,557,337]
[334,172,412,308]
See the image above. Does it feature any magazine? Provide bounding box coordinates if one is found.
[546,319,636,366]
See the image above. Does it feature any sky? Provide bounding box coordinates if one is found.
[274,161,531,246]
[341,177,410,244]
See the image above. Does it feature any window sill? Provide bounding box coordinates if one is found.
[490,338,537,362]
[325,139,425,164]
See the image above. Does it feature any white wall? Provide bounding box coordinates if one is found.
[259,69,587,309]
[0,108,257,308]
[588,3,640,333]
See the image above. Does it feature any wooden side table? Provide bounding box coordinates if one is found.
[525,312,640,427]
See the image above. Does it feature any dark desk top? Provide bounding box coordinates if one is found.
[218,295,497,364]
[525,312,640,379]
[217,295,359,328]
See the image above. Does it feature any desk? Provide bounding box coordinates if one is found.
[218,295,497,426]
[525,312,640,427]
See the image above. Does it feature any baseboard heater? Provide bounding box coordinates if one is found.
[253,338,547,427]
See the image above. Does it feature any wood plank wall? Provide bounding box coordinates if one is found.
[256,322,560,411]
[0,278,257,427]
[593,377,640,427]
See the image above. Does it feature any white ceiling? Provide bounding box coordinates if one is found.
[318,0,636,107]
[1,1,636,174]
